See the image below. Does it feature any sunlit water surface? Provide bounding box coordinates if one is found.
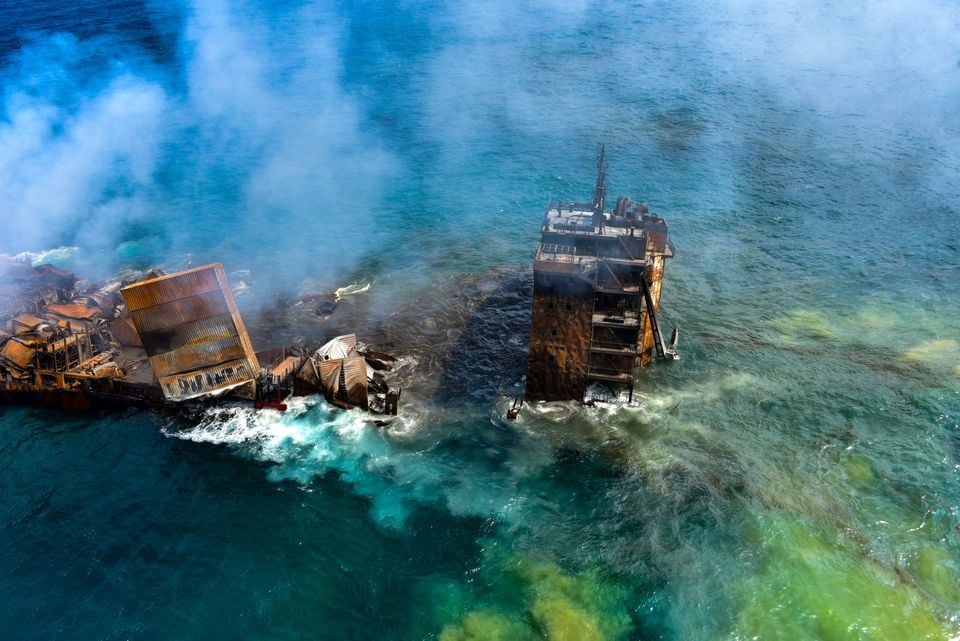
[1,1,959,639]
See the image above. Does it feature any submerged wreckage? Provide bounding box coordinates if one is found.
[523,145,678,406]
[0,259,400,414]
[2,146,676,418]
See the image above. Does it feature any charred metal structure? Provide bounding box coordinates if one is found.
[525,146,677,403]
[0,258,399,415]
[121,264,261,402]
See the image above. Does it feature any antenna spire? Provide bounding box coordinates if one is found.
[592,144,607,224]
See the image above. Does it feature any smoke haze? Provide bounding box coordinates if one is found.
[1,0,958,296]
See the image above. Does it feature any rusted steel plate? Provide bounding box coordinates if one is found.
[138,314,236,355]
[0,338,36,370]
[128,291,231,334]
[120,264,259,402]
[45,302,101,320]
[121,266,221,311]
[12,314,46,331]
[109,317,142,347]
[533,260,586,275]
[147,337,248,377]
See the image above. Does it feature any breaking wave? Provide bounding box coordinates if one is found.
[10,245,80,267]
[162,394,562,529]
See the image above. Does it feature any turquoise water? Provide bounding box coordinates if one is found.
[2,1,960,639]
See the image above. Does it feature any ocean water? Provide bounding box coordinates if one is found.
[2,1,960,639]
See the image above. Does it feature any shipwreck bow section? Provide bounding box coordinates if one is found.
[120,264,260,401]
[525,146,678,403]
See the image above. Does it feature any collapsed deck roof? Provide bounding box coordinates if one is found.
[120,263,260,402]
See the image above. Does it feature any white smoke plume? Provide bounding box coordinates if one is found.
[0,0,393,292]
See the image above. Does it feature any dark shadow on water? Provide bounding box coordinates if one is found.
[429,267,533,409]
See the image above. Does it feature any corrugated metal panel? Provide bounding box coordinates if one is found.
[318,359,342,392]
[129,291,231,334]
[316,356,367,408]
[295,357,321,392]
[121,266,221,311]
[138,314,236,356]
[316,334,357,361]
[270,356,298,379]
[120,263,260,402]
[342,356,368,408]
[148,337,247,377]
[340,334,358,352]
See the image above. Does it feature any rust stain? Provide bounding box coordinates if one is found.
[120,263,260,401]
[46,302,102,321]
[0,338,36,370]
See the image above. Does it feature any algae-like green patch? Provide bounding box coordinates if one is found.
[854,308,897,335]
[842,451,878,488]
[727,512,956,641]
[514,558,631,641]
[775,310,838,342]
[899,339,960,369]
[434,553,634,641]
[439,610,538,641]
[907,545,960,608]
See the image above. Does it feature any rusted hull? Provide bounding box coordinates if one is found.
[4,259,401,418]
[0,381,164,411]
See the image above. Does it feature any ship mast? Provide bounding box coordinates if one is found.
[592,144,607,227]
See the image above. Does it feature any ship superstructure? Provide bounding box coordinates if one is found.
[525,146,677,403]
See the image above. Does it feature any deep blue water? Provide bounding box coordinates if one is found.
[2,1,960,639]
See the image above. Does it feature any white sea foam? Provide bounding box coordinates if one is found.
[334,281,371,301]
[163,394,560,529]
[634,372,762,412]
[164,396,441,526]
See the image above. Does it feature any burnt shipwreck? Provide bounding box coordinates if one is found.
[0,258,399,414]
[525,146,678,404]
